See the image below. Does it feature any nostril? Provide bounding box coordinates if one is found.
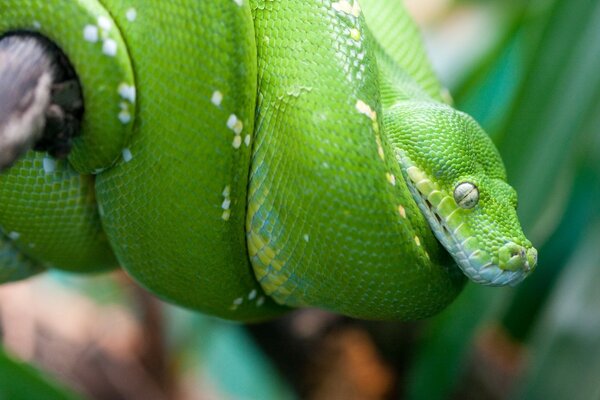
[499,242,535,272]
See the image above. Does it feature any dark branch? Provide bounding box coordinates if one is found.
[0,36,52,170]
[0,34,83,171]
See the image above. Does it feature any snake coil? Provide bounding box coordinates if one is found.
[0,0,536,321]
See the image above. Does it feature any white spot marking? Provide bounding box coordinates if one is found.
[248,289,257,300]
[43,157,56,174]
[83,25,99,43]
[256,296,265,307]
[119,110,132,124]
[97,15,112,31]
[32,21,41,30]
[233,297,243,306]
[244,134,251,147]
[232,135,242,149]
[102,39,118,57]
[332,0,361,17]
[211,90,223,107]
[118,83,136,103]
[222,185,232,221]
[227,114,239,130]
[8,232,20,240]
[122,148,133,162]
[233,0,243,6]
[126,8,137,22]
[225,114,244,134]
[303,234,310,242]
[221,198,231,210]
[222,185,231,197]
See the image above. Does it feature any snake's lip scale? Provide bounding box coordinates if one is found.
[396,152,530,287]
[416,190,528,287]
[442,228,525,287]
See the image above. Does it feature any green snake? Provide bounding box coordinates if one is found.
[0,0,537,321]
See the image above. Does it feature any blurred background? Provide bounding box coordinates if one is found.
[1,0,599,398]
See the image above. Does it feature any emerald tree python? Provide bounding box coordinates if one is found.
[0,0,537,321]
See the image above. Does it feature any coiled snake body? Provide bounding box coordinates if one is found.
[0,0,537,321]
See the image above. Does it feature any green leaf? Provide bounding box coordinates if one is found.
[406,284,511,399]
[513,220,600,400]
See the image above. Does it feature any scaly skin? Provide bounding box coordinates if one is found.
[0,0,536,321]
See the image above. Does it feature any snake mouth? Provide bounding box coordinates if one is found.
[397,153,535,287]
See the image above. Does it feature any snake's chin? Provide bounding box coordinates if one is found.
[396,152,534,287]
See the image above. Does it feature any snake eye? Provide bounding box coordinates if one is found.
[454,182,479,209]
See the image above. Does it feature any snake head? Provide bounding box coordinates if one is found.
[388,101,537,286]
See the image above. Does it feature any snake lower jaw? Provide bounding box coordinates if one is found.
[432,215,533,287]
[463,246,535,287]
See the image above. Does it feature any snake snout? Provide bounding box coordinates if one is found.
[498,242,537,273]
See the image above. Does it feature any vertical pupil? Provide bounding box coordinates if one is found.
[454,182,478,209]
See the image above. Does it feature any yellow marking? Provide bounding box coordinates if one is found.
[332,0,361,17]
[232,135,242,149]
[221,209,231,221]
[375,135,385,160]
[373,121,380,134]
[247,230,266,257]
[416,179,435,195]
[258,245,276,265]
[386,173,396,186]
[414,236,421,246]
[356,100,385,162]
[229,296,244,311]
[398,205,406,218]
[233,120,244,135]
[271,258,284,272]
[406,166,425,184]
[350,28,361,41]
[355,99,376,121]
[266,271,289,288]
[247,201,260,220]
[254,267,268,281]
